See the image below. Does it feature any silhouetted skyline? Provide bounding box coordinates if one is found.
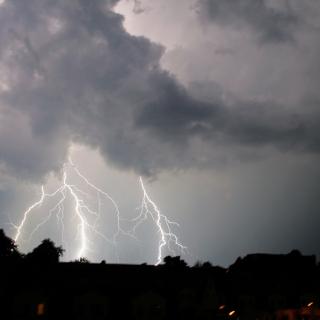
[1,229,319,320]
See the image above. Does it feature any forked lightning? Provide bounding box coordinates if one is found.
[12,159,186,264]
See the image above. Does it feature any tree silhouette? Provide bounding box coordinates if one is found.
[163,256,187,268]
[193,261,213,269]
[74,257,90,263]
[0,229,22,262]
[25,239,64,264]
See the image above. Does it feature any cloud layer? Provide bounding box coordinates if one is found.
[0,0,319,181]
[196,0,300,43]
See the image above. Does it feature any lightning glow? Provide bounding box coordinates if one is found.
[14,186,46,243]
[138,177,187,265]
[12,159,186,264]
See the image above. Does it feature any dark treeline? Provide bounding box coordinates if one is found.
[0,229,191,266]
[1,228,320,320]
[0,229,63,264]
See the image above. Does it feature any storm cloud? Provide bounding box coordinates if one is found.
[0,0,319,181]
[196,0,300,43]
[0,0,320,266]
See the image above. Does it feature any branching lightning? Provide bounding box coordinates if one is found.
[132,178,186,265]
[12,159,186,264]
[14,186,46,243]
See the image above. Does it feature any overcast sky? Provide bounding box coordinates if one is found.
[0,0,320,266]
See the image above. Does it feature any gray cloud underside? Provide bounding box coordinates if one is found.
[0,0,319,180]
[196,0,300,43]
[132,0,145,15]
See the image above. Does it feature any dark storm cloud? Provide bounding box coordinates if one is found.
[136,87,320,154]
[133,0,145,14]
[0,0,319,180]
[196,0,300,43]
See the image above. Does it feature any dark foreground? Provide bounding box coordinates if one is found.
[0,251,319,320]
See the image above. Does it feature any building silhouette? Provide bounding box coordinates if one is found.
[0,231,319,320]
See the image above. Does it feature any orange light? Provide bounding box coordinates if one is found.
[37,303,45,316]
[307,302,314,307]
[229,310,236,316]
[219,305,226,310]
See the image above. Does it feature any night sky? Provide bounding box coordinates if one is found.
[0,0,320,266]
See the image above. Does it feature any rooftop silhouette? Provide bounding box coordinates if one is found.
[0,229,319,320]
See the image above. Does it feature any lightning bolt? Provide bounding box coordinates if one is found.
[137,177,187,265]
[14,185,46,243]
[13,162,122,260]
[13,159,186,264]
